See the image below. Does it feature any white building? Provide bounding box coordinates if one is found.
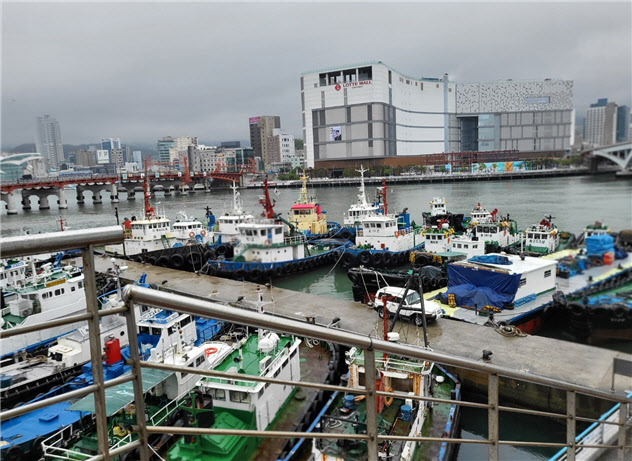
[170,136,198,163]
[132,150,142,166]
[35,115,64,170]
[300,61,574,168]
[584,99,618,147]
[96,149,110,164]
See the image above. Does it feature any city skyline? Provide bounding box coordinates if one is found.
[2,2,630,148]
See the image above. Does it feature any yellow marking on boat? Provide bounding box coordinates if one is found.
[45,278,66,288]
[593,261,632,282]
[542,248,580,260]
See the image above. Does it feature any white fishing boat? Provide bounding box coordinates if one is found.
[211,182,254,245]
[343,165,381,227]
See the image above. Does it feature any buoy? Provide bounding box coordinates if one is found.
[200,230,206,236]
[205,347,218,356]
[189,231,195,238]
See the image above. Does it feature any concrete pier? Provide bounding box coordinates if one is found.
[110,184,119,203]
[57,188,68,209]
[97,256,632,414]
[6,191,19,215]
[38,195,50,210]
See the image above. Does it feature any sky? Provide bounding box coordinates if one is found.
[1,1,631,148]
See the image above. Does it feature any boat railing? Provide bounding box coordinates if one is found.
[1,226,630,461]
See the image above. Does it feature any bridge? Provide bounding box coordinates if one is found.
[585,141,632,173]
[0,168,248,214]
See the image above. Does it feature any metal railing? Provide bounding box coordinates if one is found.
[0,226,630,461]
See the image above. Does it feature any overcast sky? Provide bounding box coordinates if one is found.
[2,1,630,148]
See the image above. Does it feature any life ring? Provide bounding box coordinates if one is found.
[205,347,218,357]
[200,230,206,236]
[394,231,400,238]
[264,239,271,246]
[401,229,406,236]
[189,231,195,238]
[383,387,394,406]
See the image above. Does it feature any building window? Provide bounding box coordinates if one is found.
[420,83,423,91]
[388,70,392,84]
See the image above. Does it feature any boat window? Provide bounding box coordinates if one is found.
[230,391,251,403]
[260,230,266,236]
[490,227,497,233]
[55,289,61,296]
[275,228,282,235]
[42,292,49,299]
[376,223,382,228]
[483,227,490,233]
[151,327,161,336]
[473,244,478,248]
[181,316,191,327]
[139,326,150,335]
[544,270,552,278]
[208,388,225,400]
[195,356,205,366]
[180,371,188,379]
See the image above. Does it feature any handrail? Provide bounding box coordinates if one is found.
[124,284,630,404]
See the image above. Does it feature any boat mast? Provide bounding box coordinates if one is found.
[297,170,309,204]
[380,179,390,215]
[57,216,66,232]
[143,158,157,220]
[231,181,243,214]
[259,178,275,219]
[356,165,369,206]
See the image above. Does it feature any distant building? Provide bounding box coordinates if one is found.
[157,136,175,163]
[96,149,110,164]
[101,138,121,152]
[301,61,574,168]
[132,150,142,166]
[267,129,295,165]
[221,141,241,148]
[35,115,64,170]
[585,99,617,146]
[616,106,630,142]
[110,148,125,169]
[0,153,45,181]
[189,145,255,173]
[75,150,96,167]
[249,116,281,167]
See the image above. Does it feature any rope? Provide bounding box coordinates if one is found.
[324,246,348,277]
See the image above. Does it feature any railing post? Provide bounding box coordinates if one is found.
[364,348,379,460]
[82,246,109,461]
[566,390,576,460]
[124,298,150,461]
[617,402,627,461]
[488,374,499,461]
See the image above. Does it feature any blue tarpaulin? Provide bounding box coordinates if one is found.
[446,264,522,309]
[585,234,614,256]
[469,255,512,265]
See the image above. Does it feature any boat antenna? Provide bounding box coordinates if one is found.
[356,165,369,206]
[297,170,309,204]
[57,216,67,232]
[231,181,243,214]
[380,179,390,215]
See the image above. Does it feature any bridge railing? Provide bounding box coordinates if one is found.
[0,227,630,461]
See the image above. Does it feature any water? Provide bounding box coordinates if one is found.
[1,174,630,459]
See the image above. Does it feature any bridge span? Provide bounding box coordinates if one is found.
[0,170,245,214]
[585,141,632,173]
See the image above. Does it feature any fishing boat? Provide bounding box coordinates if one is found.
[0,260,28,290]
[0,262,87,361]
[583,221,611,238]
[310,334,461,461]
[201,179,349,283]
[171,211,212,246]
[210,182,254,247]
[509,215,574,256]
[166,295,303,461]
[337,181,423,270]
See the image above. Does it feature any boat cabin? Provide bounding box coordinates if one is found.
[0,261,27,290]
[137,308,198,355]
[234,220,305,263]
[584,222,610,237]
[524,221,559,254]
[429,197,447,217]
[470,203,495,224]
[172,220,206,242]
[449,234,484,258]
[344,165,381,226]
[423,227,453,254]
[356,215,415,252]
[473,221,518,248]
[289,203,327,235]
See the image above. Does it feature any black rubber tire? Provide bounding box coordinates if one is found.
[4,445,22,461]
[170,253,185,269]
[341,230,352,240]
[341,252,357,268]
[216,244,227,255]
[190,251,202,266]
[358,251,371,265]
[568,302,586,318]
[263,269,275,281]
[273,267,283,278]
[282,263,294,275]
[370,252,384,266]
[378,307,386,319]
[233,270,246,280]
[404,250,412,264]
[383,252,392,267]
[248,269,263,283]
[147,256,158,265]
[156,256,170,267]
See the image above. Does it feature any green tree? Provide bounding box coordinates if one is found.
[294,138,304,150]
[478,163,487,172]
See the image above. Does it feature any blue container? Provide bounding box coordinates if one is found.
[343,394,356,409]
[400,404,412,421]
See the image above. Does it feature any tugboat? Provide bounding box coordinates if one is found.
[288,172,329,237]
[210,181,254,246]
[422,197,467,233]
[0,260,27,290]
[516,215,574,255]
[583,221,611,238]
[171,211,212,246]
[343,165,381,227]
[1,262,86,361]
[337,180,424,270]
[202,179,349,283]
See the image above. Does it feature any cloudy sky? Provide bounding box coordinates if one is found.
[2,1,630,148]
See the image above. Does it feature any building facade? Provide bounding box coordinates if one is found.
[616,105,630,143]
[157,136,175,163]
[249,116,281,166]
[188,145,256,174]
[585,99,617,146]
[300,61,574,168]
[35,115,64,170]
[100,138,121,152]
[110,148,125,169]
[75,150,96,167]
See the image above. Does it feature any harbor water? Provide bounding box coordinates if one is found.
[1,174,630,460]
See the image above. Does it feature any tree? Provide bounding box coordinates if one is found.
[478,163,487,173]
[294,138,304,150]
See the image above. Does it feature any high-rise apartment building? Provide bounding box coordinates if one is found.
[157,136,175,163]
[267,129,296,164]
[616,106,630,143]
[249,116,281,167]
[585,99,617,147]
[35,115,64,170]
[75,150,96,167]
[101,138,121,152]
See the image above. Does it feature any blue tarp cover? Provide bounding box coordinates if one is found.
[585,234,614,256]
[447,264,522,309]
[468,255,512,265]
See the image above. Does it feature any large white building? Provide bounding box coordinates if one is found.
[35,115,64,170]
[300,61,574,168]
